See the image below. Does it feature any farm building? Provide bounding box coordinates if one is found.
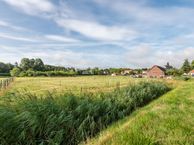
[147,65,166,78]
[121,69,132,75]
[189,70,194,77]
[142,70,148,78]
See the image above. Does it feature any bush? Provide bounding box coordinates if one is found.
[182,76,191,81]
[10,67,21,77]
[0,81,170,145]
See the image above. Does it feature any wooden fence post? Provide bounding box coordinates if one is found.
[0,77,14,91]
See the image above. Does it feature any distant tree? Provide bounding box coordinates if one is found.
[15,62,19,67]
[181,59,191,73]
[92,67,100,75]
[34,58,45,71]
[136,69,142,74]
[191,60,194,69]
[20,58,31,71]
[0,62,14,73]
[10,67,21,77]
[166,68,182,76]
[30,58,35,69]
[0,62,6,73]
[165,62,173,70]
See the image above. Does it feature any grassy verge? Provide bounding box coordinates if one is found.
[85,80,194,145]
[0,81,170,145]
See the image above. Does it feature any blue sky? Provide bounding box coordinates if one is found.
[0,0,194,68]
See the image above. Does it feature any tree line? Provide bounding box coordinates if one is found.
[0,58,194,77]
[9,58,123,77]
[0,62,14,76]
[165,59,194,76]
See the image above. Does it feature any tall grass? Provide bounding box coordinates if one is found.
[0,81,170,145]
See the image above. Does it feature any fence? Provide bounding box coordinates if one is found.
[0,77,14,90]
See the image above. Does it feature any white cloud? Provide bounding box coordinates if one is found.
[0,33,38,42]
[56,19,136,41]
[45,35,80,43]
[0,20,27,31]
[0,43,122,68]
[2,0,56,16]
[94,0,194,27]
[125,44,194,68]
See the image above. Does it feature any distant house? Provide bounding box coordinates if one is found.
[147,65,166,78]
[111,73,117,76]
[189,70,194,77]
[121,69,132,75]
[142,70,148,78]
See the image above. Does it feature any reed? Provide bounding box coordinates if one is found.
[0,81,170,145]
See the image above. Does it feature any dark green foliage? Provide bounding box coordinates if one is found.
[0,62,14,74]
[181,59,191,73]
[191,60,194,69]
[0,81,170,145]
[166,68,183,76]
[0,73,10,76]
[165,62,173,70]
[182,76,191,81]
[20,58,32,71]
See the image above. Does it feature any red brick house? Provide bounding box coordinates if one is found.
[189,70,194,77]
[147,65,166,78]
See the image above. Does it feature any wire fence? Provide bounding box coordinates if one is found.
[0,77,14,91]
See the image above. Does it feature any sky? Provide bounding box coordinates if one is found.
[0,0,194,68]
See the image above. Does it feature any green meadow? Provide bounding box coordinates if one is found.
[3,76,140,95]
[0,76,193,145]
[85,79,194,145]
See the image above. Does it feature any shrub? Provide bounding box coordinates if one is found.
[0,81,170,145]
[182,76,191,81]
[10,67,21,77]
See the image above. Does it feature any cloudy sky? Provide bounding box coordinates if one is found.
[0,0,194,68]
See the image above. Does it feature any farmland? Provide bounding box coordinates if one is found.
[3,76,141,95]
[0,76,193,145]
[0,76,172,145]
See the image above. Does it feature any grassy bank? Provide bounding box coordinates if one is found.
[0,81,170,145]
[85,80,194,145]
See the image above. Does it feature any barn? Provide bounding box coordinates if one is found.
[147,65,166,78]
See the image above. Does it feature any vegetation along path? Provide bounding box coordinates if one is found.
[0,81,169,145]
[85,80,194,145]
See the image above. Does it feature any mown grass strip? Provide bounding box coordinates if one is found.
[85,81,194,145]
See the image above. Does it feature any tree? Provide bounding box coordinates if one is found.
[181,59,191,73]
[10,67,21,77]
[20,58,31,71]
[15,62,18,67]
[165,62,173,70]
[191,60,194,69]
[34,58,45,71]
[0,62,14,73]
[0,62,7,73]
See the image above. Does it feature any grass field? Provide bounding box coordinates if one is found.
[0,76,192,144]
[85,80,194,145]
[0,80,170,145]
[4,76,142,95]
[1,76,179,96]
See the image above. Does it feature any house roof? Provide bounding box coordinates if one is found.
[149,65,166,72]
[190,70,194,73]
